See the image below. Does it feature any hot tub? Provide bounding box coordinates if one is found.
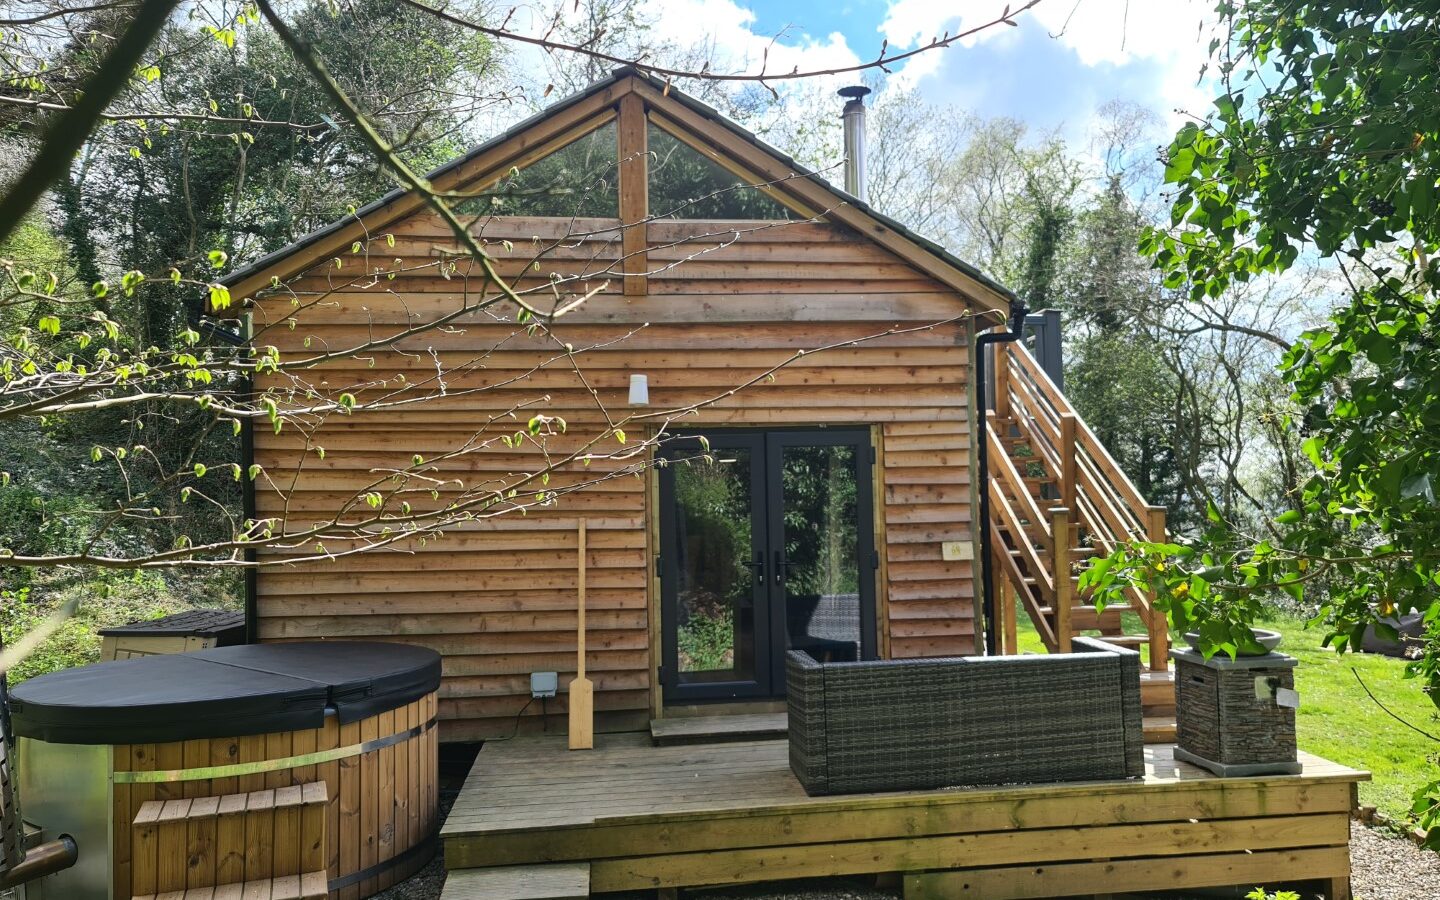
[9,641,440,900]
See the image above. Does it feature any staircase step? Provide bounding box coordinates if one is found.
[1090,635,1148,648]
[442,863,590,900]
[1140,670,1176,708]
[1143,716,1178,744]
[1068,607,1123,631]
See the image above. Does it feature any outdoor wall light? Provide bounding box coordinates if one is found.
[629,373,650,406]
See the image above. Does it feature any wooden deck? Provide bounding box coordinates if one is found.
[441,733,1367,899]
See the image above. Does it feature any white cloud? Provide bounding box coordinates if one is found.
[879,0,1215,120]
[881,0,1209,67]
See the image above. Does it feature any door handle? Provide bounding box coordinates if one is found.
[741,552,766,585]
[773,550,790,583]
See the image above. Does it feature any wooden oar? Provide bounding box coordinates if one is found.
[568,519,594,750]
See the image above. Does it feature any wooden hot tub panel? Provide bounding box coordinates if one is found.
[112,691,438,900]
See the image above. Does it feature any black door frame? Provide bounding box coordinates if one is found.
[658,427,878,704]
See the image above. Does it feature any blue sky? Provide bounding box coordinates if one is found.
[641,0,1216,139]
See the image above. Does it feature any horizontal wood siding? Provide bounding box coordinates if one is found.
[252,216,977,739]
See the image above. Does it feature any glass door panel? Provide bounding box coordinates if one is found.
[776,443,863,661]
[768,432,876,687]
[659,434,770,700]
[659,429,876,704]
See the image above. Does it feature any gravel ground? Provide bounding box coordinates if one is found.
[1348,819,1440,900]
[374,789,1439,900]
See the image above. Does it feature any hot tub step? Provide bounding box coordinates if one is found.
[131,783,328,897]
[442,862,590,899]
[133,869,328,899]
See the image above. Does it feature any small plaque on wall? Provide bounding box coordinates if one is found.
[941,541,974,561]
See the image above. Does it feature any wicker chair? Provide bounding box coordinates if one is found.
[786,592,861,661]
[787,637,1145,795]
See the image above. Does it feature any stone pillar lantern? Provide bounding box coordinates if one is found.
[1171,647,1301,777]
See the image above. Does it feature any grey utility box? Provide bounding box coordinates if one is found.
[1171,647,1302,777]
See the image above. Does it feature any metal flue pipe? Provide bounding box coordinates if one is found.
[838,85,871,198]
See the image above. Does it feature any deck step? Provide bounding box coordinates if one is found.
[442,863,590,900]
[650,712,787,746]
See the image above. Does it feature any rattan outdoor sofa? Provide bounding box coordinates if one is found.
[787,636,1145,795]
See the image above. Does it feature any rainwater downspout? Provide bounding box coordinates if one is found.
[975,299,1028,656]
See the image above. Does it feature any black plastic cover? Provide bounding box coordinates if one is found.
[9,642,440,745]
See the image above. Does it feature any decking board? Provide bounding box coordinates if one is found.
[443,734,1365,896]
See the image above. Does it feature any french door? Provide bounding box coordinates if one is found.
[658,429,877,703]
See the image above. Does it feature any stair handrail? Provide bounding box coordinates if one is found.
[998,342,1171,669]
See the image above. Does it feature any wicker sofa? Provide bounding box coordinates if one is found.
[787,637,1144,795]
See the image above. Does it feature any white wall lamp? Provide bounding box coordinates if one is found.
[628,373,650,406]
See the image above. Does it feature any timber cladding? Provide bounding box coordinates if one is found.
[249,212,982,740]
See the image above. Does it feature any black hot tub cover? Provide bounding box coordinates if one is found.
[8,641,440,745]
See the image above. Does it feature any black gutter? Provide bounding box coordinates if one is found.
[974,299,1028,656]
[239,312,258,644]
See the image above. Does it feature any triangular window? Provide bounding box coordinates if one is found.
[461,121,619,217]
[648,123,796,220]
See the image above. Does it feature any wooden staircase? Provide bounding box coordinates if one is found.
[987,340,1176,741]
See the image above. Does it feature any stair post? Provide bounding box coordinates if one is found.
[1059,413,1078,518]
[993,340,1011,419]
[1050,507,1072,653]
[994,560,1017,655]
[1145,504,1170,671]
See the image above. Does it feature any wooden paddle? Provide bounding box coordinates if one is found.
[568,519,594,750]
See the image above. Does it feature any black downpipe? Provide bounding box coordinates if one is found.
[975,300,1029,656]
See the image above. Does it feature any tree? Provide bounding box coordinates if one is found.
[1082,0,1440,844]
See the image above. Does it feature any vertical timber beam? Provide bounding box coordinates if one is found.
[1051,507,1072,653]
[618,93,649,296]
[1146,504,1170,671]
[992,340,1011,420]
[1059,413,1078,518]
[996,561,1017,655]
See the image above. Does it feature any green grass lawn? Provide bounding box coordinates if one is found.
[1263,615,1437,825]
[1012,607,1438,825]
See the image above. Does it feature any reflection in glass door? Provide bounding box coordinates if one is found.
[659,429,876,703]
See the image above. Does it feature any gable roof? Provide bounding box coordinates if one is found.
[221,67,1019,317]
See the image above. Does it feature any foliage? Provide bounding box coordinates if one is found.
[1089,0,1440,844]
[1245,889,1299,900]
[0,569,239,683]
[677,608,735,673]
[1065,326,1187,521]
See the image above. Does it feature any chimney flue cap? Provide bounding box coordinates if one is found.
[838,85,872,101]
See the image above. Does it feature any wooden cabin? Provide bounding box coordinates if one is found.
[223,67,1174,744]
